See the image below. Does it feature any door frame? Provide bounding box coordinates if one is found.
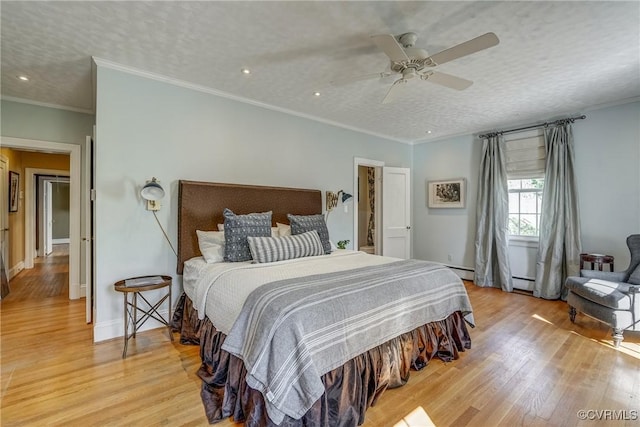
[1,137,81,299]
[353,157,384,253]
[38,175,71,256]
[0,155,9,283]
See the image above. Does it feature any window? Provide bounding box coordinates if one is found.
[508,178,544,237]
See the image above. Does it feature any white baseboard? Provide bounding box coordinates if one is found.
[69,282,81,300]
[53,238,70,244]
[93,308,171,343]
[8,261,24,279]
[448,266,475,281]
[80,283,87,298]
[445,263,535,291]
[513,277,535,291]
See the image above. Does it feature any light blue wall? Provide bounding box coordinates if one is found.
[1,100,94,143]
[412,134,481,269]
[573,102,640,259]
[412,101,640,279]
[93,66,412,340]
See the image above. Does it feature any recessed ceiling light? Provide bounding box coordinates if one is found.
[313,91,321,97]
[241,68,251,75]
[426,130,432,134]
[17,75,29,81]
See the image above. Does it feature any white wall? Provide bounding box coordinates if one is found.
[412,101,640,284]
[93,65,412,341]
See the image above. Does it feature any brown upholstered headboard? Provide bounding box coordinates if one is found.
[177,180,322,273]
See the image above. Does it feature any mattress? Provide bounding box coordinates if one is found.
[182,250,396,334]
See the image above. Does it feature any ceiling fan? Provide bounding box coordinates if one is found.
[331,32,499,104]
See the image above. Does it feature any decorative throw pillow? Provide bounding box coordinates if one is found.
[223,208,272,262]
[276,222,291,237]
[247,230,324,263]
[628,264,640,286]
[287,213,331,254]
[196,230,225,263]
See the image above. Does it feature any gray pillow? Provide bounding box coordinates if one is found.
[628,264,640,286]
[223,208,272,262]
[287,213,331,254]
[247,230,324,263]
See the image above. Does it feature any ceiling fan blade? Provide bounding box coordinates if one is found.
[382,78,410,104]
[329,72,393,86]
[423,71,473,91]
[428,32,499,66]
[371,34,409,63]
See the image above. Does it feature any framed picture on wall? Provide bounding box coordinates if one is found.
[9,171,19,212]
[427,178,466,208]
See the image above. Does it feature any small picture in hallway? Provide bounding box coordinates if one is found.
[9,171,19,212]
[428,178,465,208]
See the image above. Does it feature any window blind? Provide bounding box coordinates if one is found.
[504,130,546,179]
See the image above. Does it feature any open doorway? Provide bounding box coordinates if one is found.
[37,175,71,257]
[357,165,382,255]
[353,158,383,255]
[354,158,412,260]
[0,137,82,303]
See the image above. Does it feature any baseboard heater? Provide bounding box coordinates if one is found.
[445,265,535,289]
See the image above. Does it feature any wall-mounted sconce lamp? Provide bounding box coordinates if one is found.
[141,177,165,211]
[141,177,177,257]
[326,189,353,213]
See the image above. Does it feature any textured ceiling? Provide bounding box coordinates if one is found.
[2,1,639,143]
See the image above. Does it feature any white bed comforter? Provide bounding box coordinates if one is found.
[182,250,396,335]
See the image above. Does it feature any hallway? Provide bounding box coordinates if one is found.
[4,244,70,301]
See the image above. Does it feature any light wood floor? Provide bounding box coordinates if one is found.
[1,252,638,426]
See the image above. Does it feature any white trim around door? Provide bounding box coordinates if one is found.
[1,137,82,300]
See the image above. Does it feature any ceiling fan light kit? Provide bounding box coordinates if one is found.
[333,31,499,103]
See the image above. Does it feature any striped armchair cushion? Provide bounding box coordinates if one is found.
[247,230,324,263]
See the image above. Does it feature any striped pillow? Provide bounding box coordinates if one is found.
[247,230,324,263]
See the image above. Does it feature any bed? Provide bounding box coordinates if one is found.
[173,180,474,426]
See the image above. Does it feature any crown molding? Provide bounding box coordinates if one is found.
[91,57,411,145]
[0,96,94,115]
[413,96,640,145]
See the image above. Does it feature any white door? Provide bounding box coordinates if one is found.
[44,181,53,256]
[84,135,95,323]
[382,167,411,259]
[0,157,8,296]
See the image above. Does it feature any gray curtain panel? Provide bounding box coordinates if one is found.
[534,124,581,300]
[474,135,513,291]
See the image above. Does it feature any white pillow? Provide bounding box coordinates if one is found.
[276,222,291,237]
[217,223,225,231]
[196,230,225,263]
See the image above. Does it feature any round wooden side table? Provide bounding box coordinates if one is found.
[114,275,173,358]
[579,253,614,272]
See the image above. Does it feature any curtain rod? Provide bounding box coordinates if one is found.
[478,115,586,139]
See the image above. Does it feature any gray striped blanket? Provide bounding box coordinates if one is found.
[221,259,474,424]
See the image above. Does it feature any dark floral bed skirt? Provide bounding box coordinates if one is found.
[172,293,471,426]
